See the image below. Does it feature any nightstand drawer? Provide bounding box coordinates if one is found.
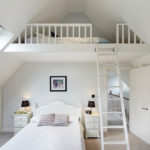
[14,121,27,128]
[85,122,99,129]
[14,116,28,122]
[86,129,99,137]
[85,116,99,123]
[14,128,22,134]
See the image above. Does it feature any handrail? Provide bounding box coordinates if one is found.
[109,91,129,101]
[17,23,92,44]
[116,24,144,44]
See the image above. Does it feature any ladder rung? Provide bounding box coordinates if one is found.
[102,112,122,114]
[101,86,120,88]
[103,126,124,129]
[98,52,117,55]
[104,141,126,145]
[106,98,121,101]
[100,74,119,77]
[101,64,118,67]
[102,98,121,101]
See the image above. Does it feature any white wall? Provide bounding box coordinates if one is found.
[61,12,104,37]
[130,66,150,144]
[3,62,98,131]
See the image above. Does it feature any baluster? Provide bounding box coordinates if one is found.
[49,25,51,44]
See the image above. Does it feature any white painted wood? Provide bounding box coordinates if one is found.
[128,26,130,44]
[49,25,51,44]
[37,25,39,44]
[73,25,75,37]
[13,113,32,134]
[116,24,119,44]
[18,35,21,44]
[122,25,124,44]
[54,25,57,44]
[96,47,130,150]
[43,25,45,44]
[116,24,144,44]
[85,113,100,138]
[16,23,92,44]
[24,27,27,44]
[134,33,136,44]
[66,26,69,38]
[61,25,63,43]
[30,25,32,44]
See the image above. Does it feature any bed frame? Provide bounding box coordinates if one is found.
[33,101,82,119]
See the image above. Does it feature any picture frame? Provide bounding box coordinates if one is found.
[50,76,67,92]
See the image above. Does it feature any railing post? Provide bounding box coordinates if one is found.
[55,25,56,44]
[84,25,87,44]
[24,26,27,44]
[36,25,39,44]
[128,26,130,44]
[122,24,124,44]
[42,25,45,44]
[49,25,51,44]
[30,25,32,44]
[90,24,92,43]
[116,24,119,44]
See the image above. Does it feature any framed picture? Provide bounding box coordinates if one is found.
[50,76,67,92]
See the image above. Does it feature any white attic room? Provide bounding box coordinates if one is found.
[0,0,150,150]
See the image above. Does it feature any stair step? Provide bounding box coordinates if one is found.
[104,141,126,145]
[102,112,122,114]
[103,126,124,129]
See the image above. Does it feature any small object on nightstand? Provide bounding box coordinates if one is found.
[84,112,100,138]
[13,112,32,135]
[20,100,32,113]
[86,94,96,114]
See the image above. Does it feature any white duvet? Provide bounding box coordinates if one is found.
[1,122,85,150]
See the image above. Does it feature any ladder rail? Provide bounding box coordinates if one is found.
[96,48,104,150]
[116,51,130,150]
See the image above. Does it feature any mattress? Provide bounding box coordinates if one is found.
[0,122,85,150]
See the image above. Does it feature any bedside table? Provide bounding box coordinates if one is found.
[14,112,32,134]
[84,113,100,138]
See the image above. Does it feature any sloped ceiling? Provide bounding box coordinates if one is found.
[0,0,69,36]
[0,0,150,43]
[0,53,23,87]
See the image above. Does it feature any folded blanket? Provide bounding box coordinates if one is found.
[37,114,68,126]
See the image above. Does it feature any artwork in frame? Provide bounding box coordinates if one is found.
[50,76,67,92]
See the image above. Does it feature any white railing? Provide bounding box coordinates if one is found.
[116,24,144,44]
[17,23,92,44]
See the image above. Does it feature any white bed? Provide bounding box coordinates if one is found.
[1,101,85,150]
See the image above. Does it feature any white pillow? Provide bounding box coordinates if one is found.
[31,114,80,123]
[30,115,40,123]
[69,115,79,123]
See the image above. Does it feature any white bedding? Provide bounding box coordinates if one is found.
[26,34,109,44]
[1,122,85,150]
